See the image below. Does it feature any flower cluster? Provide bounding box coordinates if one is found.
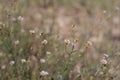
[17,16,24,22]
[100,54,109,65]
[40,70,49,76]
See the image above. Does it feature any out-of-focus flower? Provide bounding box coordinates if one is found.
[103,54,109,59]
[103,10,107,14]
[12,17,17,22]
[64,39,70,45]
[86,41,92,48]
[10,61,15,66]
[46,51,51,55]
[29,30,35,35]
[30,47,33,50]
[100,59,108,65]
[41,39,48,45]
[17,16,24,22]
[40,70,49,76]
[40,58,46,64]
[14,40,20,46]
[21,59,27,63]
[74,38,79,42]
[39,32,43,36]
[1,65,6,69]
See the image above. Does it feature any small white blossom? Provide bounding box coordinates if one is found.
[40,58,46,64]
[21,59,26,63]
[17,16,24,21]
[29,30,35,35]
[46,51,51,55]
[40,70,49,76]
[14,40,20,46]
[10,61,15,66]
